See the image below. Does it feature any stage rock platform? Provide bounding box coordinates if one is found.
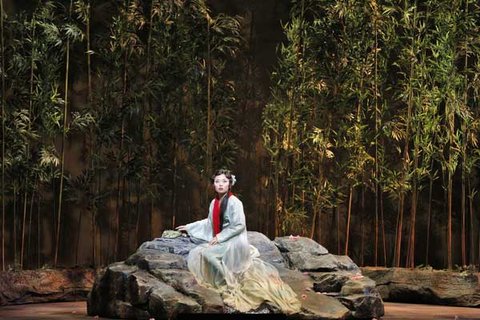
[87,232,384,319]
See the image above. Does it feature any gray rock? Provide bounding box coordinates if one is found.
[340,277,377,296]
[87,263,137,317]
[137,252,187,270]
[361,267,480,307]
[153,269,224,313]
[273,236,359,273]
[337,294,384,319]
[274,236,329,255]
[139,236,198,256]
[148,282,202,319]
[88,233,384,319]
[278,268,350,319]
[116,301,151,319]
[309,271,351,293]
[125,270,163,306]
[248,231,287,268]
[280,266,383,319]
[285,252,360,272]
[0,268,96,307]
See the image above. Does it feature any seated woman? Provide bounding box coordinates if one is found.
[176,169,301,314]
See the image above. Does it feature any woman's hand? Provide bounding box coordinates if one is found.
[209,236,218,246]
[175,225,187,232]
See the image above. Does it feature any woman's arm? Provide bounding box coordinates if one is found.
[183,200,215,241]
[216,198,246,243]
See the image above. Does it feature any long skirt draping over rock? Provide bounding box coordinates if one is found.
[185,195,301,314]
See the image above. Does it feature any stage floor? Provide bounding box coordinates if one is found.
[0,301,478,319]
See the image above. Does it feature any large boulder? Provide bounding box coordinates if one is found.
[275,236,384,319]
[0,268,96,306]
[88,231,384,319]
[248,232,288,268]
[275,236,358,272]
[361,267,480,307]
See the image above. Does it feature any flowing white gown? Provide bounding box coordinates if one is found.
[185,195,301,313]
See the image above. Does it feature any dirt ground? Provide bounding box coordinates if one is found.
[0,301,479,319]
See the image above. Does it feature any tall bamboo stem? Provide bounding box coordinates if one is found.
[461,0,469,267]
[467,175,474,266]
[345,187,353,255]
[425,161,434,266]
[55,0,74,268]
[21,11,38,270]
[0,0,5,272]
[395,0,417,267]
[205,14,212,208]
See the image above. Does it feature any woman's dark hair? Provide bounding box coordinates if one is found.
[211,169,234,233]
[210,169,234,186]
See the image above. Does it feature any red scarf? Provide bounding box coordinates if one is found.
[213,192,233,236]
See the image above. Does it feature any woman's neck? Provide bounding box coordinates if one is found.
[216,191,231,200]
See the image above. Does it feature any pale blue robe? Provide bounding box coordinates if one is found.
[185,195,301,313]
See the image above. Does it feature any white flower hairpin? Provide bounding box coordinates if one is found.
[231,174,236,186]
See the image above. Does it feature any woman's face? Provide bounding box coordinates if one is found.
[213,174,230,195]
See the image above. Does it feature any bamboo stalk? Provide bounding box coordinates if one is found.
[97,159,103,265]
[0,0,5,272]
[27,186,35,268]
[127,160,132,254]
[145,0,154,242]
[75,208,82,266]
[373,0,379,269]
[13,185,17,268]
[85,0,96,268]
[425,161,434,266]
[20,191,28,269]
[408,134,420,268]
[37,194,40,268]
[274,133,280,238]
[21,10,38,270]
[380,186,387,266]
[55,0,74,268]
[447,112,454,270]
[345,187,353,255]
[115,1,129,260]
[467,175,474,266]
[336,205,340,255]
[205,13,212,208]
[461,0,469,267]
[360,187,365,267]
[135,179,140,249]
[396,0,418,268]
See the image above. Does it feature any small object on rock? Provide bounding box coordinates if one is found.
[301,294,307,300]
[161,230,186,238]
[302,272,309,275]
[305,287,312,292]
[289,235,300,240]
[350,272,364,281]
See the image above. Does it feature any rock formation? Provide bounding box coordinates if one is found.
[361,267,480,308]
[87,232,384,319]
[0,268,96,306]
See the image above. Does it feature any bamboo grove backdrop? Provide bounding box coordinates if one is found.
[0,0,480,272]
